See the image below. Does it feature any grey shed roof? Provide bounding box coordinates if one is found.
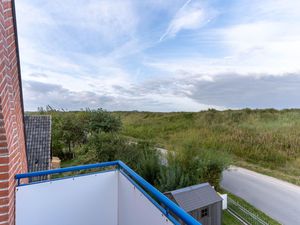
[24,115,51,174]
[168,183,222,212]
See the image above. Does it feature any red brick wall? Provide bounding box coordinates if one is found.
[0,1,27,225]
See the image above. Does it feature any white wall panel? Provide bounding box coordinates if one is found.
[118,172,174,225]
[16,170,176,225]
[16,171,118,225]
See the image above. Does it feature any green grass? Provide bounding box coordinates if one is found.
[236,160,300,186]
[115,109,300,184]
[222,210,242,225]
[225,192,281,225]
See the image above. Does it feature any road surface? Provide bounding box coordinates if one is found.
[221,166,300,225]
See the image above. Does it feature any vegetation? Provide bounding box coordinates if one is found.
[222,210,242,225]
[38,107,122,160]
[35,107,300,186]
[116,109,300,184]
[34,107,288,224]
[158,146,230,191]
[79,133,161,185]
[225,191,281,225]
[34,106,229,191]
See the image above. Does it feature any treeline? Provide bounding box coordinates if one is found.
[35,106,230,192]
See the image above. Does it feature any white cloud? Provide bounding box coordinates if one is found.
[20,51,133,97]
[216,13,300,74]
[17,0,138,41]
[16,0,140,98]
[216,0,300,75]
[59,0,138,41]
[159,0,214,41]
[152,0,300,77]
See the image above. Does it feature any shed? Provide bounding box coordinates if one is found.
[24,115,51,181]
[165,183,223,225]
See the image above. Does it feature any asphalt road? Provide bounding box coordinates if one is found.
[221,167,300,225]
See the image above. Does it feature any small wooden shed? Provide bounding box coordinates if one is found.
[165,183,222,225]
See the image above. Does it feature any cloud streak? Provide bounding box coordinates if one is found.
[159,0,214,41]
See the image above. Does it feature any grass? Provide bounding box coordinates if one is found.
[225,191,281,225]
[115,109,300,185]
[222,210,242,225]
[236,160,300,186]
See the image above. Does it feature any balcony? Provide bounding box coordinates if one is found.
[15,161,201,225]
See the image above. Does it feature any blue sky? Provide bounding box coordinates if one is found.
[15,0,300,111]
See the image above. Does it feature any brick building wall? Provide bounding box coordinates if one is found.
[0,0,27,225]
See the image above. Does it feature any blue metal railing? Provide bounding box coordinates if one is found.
[15,160,201,225]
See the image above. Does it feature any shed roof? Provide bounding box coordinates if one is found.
[168,183,222,212]
[24,115,51,174]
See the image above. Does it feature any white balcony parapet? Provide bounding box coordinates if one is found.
[15,161,202,225]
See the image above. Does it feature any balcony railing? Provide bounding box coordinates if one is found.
[15,160,201,225]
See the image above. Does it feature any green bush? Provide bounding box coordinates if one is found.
[157,163,190,192]
[157,143,230,192]
[81,133,161,185]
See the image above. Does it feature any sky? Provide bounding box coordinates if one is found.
[15,0,300,112]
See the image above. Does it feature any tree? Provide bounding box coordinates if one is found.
[88,109,122,133]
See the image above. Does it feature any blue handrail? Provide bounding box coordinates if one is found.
[15,160,201,225]
[15,161,118,179]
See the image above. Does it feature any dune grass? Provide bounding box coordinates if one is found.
[115,109,300,184]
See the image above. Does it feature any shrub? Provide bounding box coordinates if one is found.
[157,163,190,192]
